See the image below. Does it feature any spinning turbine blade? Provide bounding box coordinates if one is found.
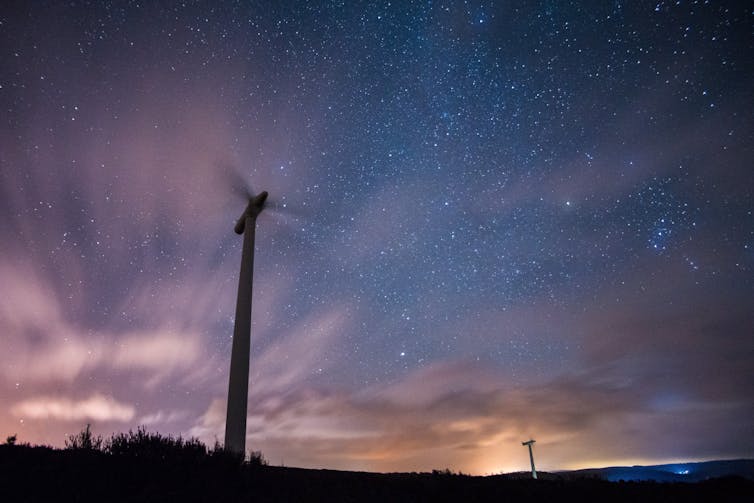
[218,162,255,201]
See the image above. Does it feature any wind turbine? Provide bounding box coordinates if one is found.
[522,439,537,479]
[219,164,297,456]
[224,188,268,456]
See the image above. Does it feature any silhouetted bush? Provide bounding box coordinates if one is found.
[65,424,103,451]
[432,468,455,476]
[249,449,268,466]
[106,426,207,462]
[57,424,264,470]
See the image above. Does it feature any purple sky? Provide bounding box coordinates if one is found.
[1,1,752,474]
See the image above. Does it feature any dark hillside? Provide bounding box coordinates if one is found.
[1,444,752,502]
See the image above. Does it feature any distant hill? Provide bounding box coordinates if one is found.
[566,459,754,482]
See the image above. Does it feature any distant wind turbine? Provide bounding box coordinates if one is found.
[522,439,537,479]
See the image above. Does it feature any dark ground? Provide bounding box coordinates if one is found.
[1,444,752,502]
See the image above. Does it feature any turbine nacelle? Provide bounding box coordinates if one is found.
[234,191,269,234]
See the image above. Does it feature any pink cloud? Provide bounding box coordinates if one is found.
[12,394,135,422]
[0,258,208,385]
[251,304,354,393]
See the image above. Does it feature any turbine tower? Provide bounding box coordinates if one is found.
[224,190,268,456]
[522,439,537,479]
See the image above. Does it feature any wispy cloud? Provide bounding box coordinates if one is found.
[188,398,226,442]
[12,394,135,422]
[252,304,354,393]
[113,331,201,372]
[0,257,208,385]
[138,410,188,426]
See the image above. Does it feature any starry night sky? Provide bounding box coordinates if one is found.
[1,1,753,474]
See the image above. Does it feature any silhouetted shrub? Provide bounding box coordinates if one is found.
[249,449,268,466]
[432,468,454,476]
[106,426,207,462]
[5,434,16,446]
[65,424,103,451]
